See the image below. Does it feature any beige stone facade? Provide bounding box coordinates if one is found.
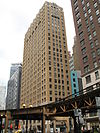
[20,2,71,108]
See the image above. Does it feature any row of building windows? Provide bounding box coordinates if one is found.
[84,58,100,73]
[85,70,100,84]
[45,2,62,11]
[84,9,99,18]
[75,1,100,32]
[83,48,100,63]
[79,30,97,44]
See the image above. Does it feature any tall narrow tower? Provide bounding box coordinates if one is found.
[71,0,100,90]
[6,63,22,109]
[20,2,71,108]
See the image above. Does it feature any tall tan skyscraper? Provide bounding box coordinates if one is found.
[73,36,81,71]
[20,2,71,108]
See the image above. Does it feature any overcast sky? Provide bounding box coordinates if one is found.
[0,0,75,85]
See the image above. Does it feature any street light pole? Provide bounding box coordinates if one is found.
[0,116,2,133]
[26,113,28,133]
[42,108,45,133]
[29,105,33,132]
[22,104,26,132]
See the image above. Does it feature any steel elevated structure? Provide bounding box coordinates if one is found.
[0,85,100,133]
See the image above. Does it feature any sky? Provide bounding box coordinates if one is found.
[0,0,75,85]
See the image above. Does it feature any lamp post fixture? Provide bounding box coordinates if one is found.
[22,103,26,109]
[29,105,33,108]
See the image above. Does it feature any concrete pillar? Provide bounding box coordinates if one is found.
[5,116,8,133]
[53,120,56,133]
[47,121,50,133]
[65,120,69,133]
[66,117,70,133]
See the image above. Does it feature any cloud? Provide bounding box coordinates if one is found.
[0,0,75,84]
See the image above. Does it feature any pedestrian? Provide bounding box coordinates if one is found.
[22,125,25,133]
[10,123,13,133]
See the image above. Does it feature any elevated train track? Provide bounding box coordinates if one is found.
[0,85,100,133]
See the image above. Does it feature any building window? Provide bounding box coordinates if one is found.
[73,73,75,76]
[98,17,100,23]
[62,86,64,90]
[67,86,69,90]
[90,16,93,21]
[95,71,99,80]
[80,39,85,46]
[49,84,52,88]
[74,89,77,95]
[59,92,61,96]
[74,0,78,7]
[83,6,86,11]
[84,12,87,18]
[88,9,91,14]
[75,6,79,12]
[67,81,69,85]
[81,47,86,55]
[55,85,57,89]
[88,34,92,40]
[87,26,90,32]
[91,23,95,29]
[86,75,91,84]
[49,67,51,70]
[93,62,98,68]
[96,10,99,16]
[94,2,97,8]
[58,74,60,77]
[79,31,84,39]
[74,83,76,87]
[76,12,80,18]
[78,24,82,31]
[93,31,96,37]
[95,39,99,46]
[49,72,51,76]
[90,42,94,49]
[58,79,60,84]
[48,46,51,50]
[87,2,89,7]
[50,97,52,101]
[55,79,57,83]
[97,48,100,55]
[81,0,84,5]
[73,78,76,82]
[85,19,89,25]
[83,56,88,63]
[48,37,50,40]
[84,65,90,73]
[49,78,52,82]
[91,51,96,58]
[77,18,81,25]
[62,80,64,84]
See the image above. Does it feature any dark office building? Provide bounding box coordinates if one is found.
[71,0,100,90]
[6,63,22,109]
